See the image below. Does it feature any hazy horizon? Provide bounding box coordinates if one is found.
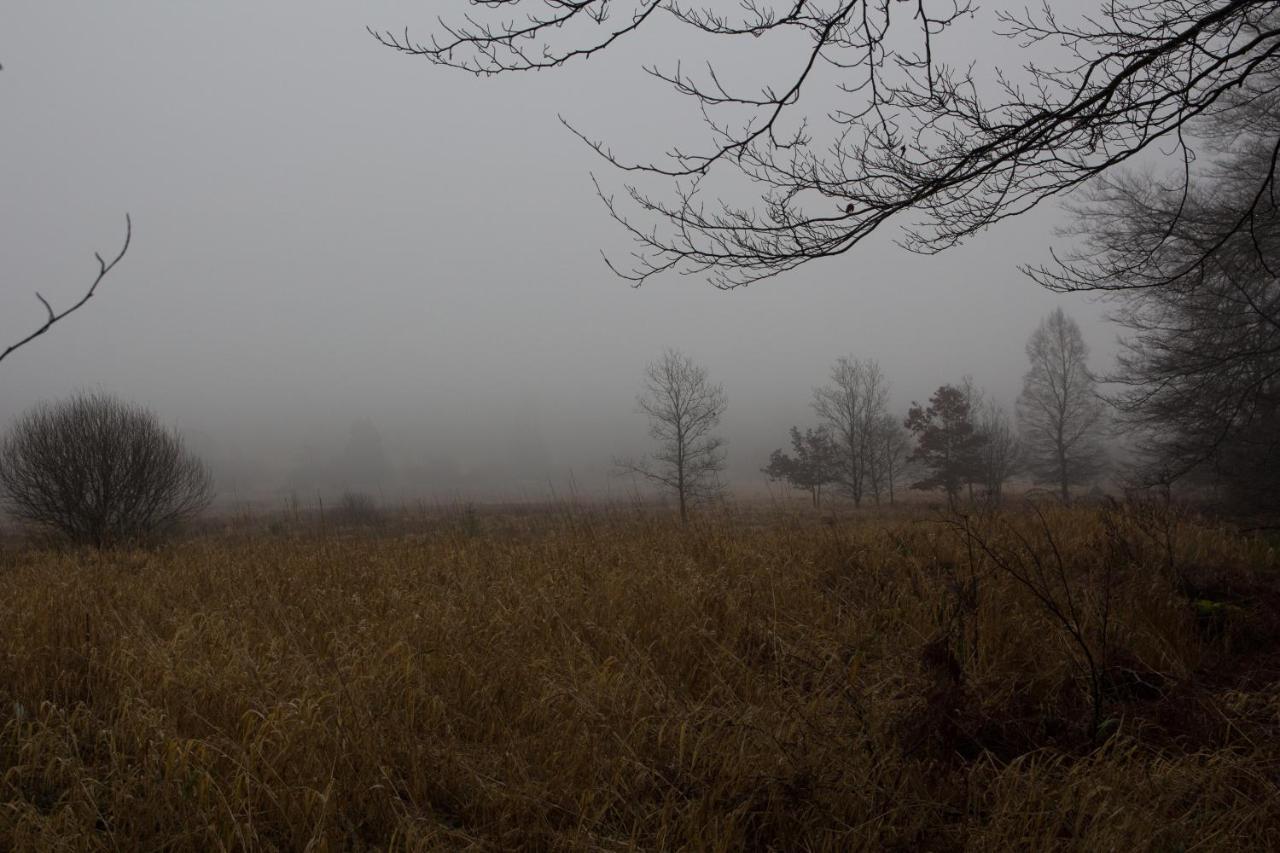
[2,1,1124,505]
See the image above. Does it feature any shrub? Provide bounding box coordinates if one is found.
[335,490,381,526]
[0,392,212,547]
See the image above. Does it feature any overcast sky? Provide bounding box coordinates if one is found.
[1,1,1120,502]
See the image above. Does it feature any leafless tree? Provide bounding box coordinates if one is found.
[616,348,727,522]
[958,376,986,502]
[812,357,889,507]
[960,377,1020,502]
[871,413,912,506]
[0,392,212,547]
[976,400,1020,504]
[1,216,131,367]
[1016,309,1107,502]
[373,2,1280,288]
[1031,73,1280,505]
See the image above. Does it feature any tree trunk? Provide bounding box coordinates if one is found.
[1059,449,1069,503]
[677,457,688,523]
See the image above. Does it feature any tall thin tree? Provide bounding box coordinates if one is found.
[872,413,912,506]
[976,400,1021,504]
[1016,309,1107,501]
[616,349,727,523]
[812,357,889,507]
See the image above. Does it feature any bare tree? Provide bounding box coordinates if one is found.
[960,376,1021,502]
[616,348,727,523]
[1016,309,1107,502]
[1031,73,1280,505]
[976,400,1021,504]
[374,3,1280,288]
[812,357,889,507]
[959,376,986,502]
[871,413,912,506]
[0,392,212,547]
[1,216,131,367]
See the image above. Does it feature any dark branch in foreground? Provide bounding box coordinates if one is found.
[0,214,132,366]
[373,2,1280,288]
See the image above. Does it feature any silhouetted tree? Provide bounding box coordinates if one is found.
[812,357,890,507]
[1,217,130,367]
[905,385,985,509]
[871,413,912,506]
[1016,310,1107,502]
[976,400,1021,504]
[763,426,838,507]
[616,348,726,523]
[1031,73,1280,506]
[957,376,1021,503]
[375,3,1280,288]
[0,392,212,547]
[958,376,986,502]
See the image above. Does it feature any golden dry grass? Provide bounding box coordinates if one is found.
[1,502,1278,851]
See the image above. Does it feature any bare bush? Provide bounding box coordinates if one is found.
[951,504,1118,741]
[0,392,212,547]
[335,491,383,527]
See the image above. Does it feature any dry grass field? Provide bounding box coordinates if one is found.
[1,501,1279,851]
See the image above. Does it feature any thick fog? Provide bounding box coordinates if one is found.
[1,1,1119,505]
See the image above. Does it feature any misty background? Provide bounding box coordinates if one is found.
[1,1,1116,505]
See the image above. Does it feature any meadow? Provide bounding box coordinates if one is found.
[1,499,1278,851]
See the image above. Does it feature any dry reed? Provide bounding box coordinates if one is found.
[1,503,1277,850]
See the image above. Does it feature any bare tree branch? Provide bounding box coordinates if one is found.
[1034,78,1280,500]
[375,2,1280,288]
[0,214,132,367]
